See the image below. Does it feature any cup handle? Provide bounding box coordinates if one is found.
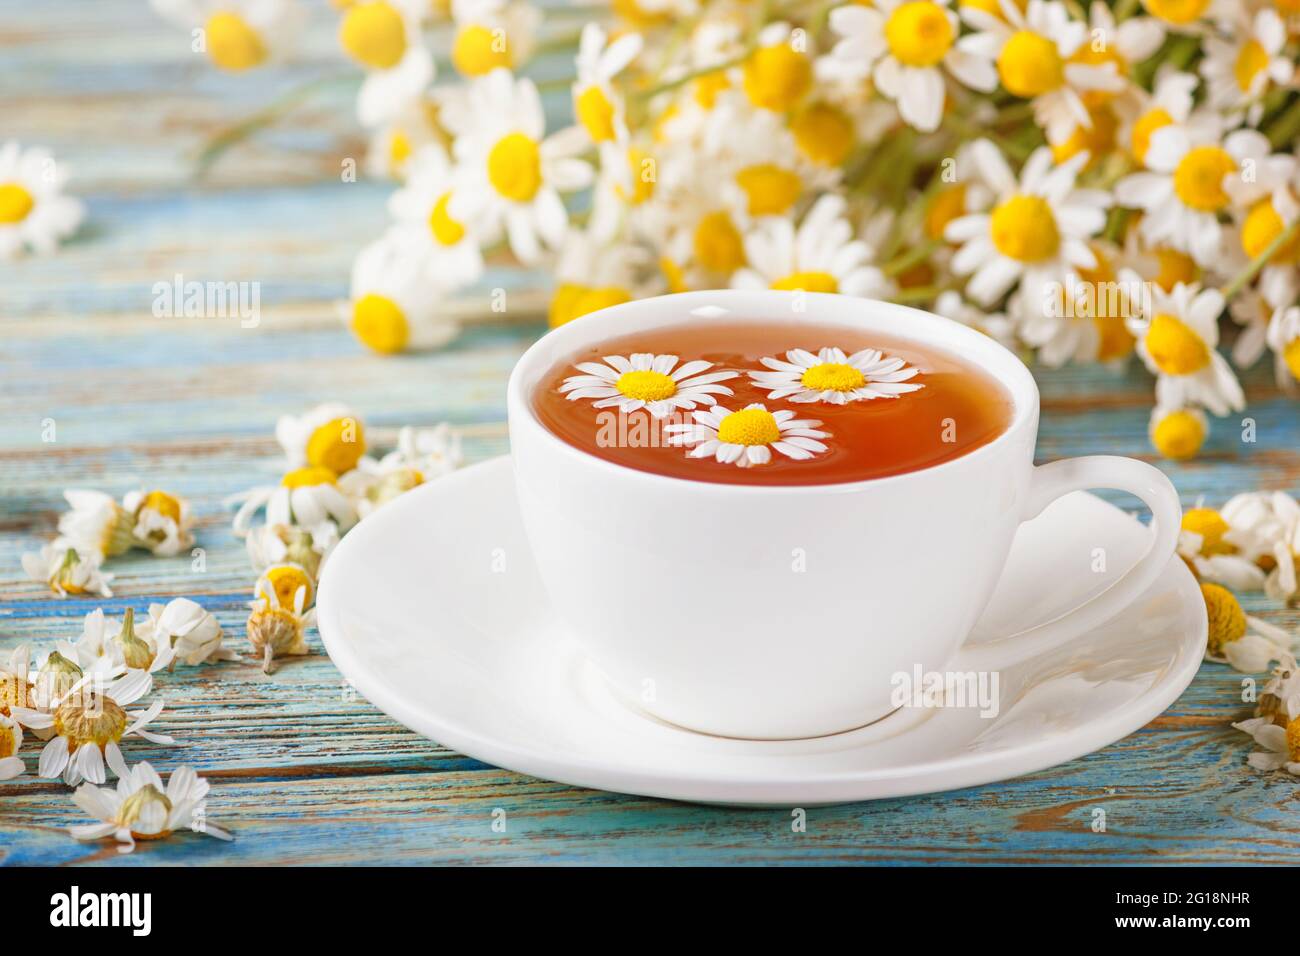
[957,456,1182,671]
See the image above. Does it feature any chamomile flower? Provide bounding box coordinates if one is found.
[338,423,464,516]
[342,236,459,355]
[0,714,23,781]
[1178,505,1269,590]
[1138,0,1229,32]
[959,0,1124,142]
[0,646,32,718]
[1119,68,1199,168]
[0,142,84,259]
[1019,240,1138,366]
[1150,404,1209,462]
[1201,7,1292,123]
[1115,121,1264,267]
[108,609,176,674]
[56,490,137,557]
[245,523,336,578]
[730,194,890,297]
[945,142,1110,307]
[150,0,303,71]
[14,669,173,786]
[247,584,314,675]
[1124,280,1245,417]
[561,354,738,418]
[339,0,435,127]
[1265,305,1300,389]
[749,346,924,405]
[1264,493,1300,606]
[69,761,232,854]
[255,563,316,612]
[445,69,593,264]
[123,490,194,557]
[741,22,815,114]
[826,0,997,133]
[449,0,540,77]
[573,23,642,146]
[1234,170,1300,317]
[143,598,235,667]
[934,290,1017,348]
[1071,1,1166,87]
[1234,711,1300,774]
[230,465,358,538]
[22,542,114,598]
[548,226,658,327]
[365,96,444,180]
[665,403,830,467]
[387,144,485,292]
[1201,582,1295,671]
[57,610,118,673]
[276,403,367,476]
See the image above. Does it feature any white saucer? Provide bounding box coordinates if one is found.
[317,456,1206,806]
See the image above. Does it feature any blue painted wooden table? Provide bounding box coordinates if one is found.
[2,0,1299,865]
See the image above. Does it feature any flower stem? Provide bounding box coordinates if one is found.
[1220,218,1300,300]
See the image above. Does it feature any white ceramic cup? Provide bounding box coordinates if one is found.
[507,291,1181,740]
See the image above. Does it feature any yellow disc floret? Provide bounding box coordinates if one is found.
[205,12,268,71]
[926,184,968,241]
[1145,313,1210,375]
[258,564,315,611]
[801,362,865,392]
[1172,145,1236,212]
[1202,582,1247,656]
[1183,507,1235,555]
[282,465,337,488]
[305,416,366,473]
[1151,409,1206,460]
[351,293,409,355]
[717,408,782,446]
[452,24,511,76]
[735,164,802,216]
[576,86,617,143]
[990,194,1060,262]
[487,132,542,202]
[429,192,466,246]
[615,370,678,402]
[1283,339,1300,382]
[790,103,855,167]
[340,1,407,70]
[743,43,812,112]
[0,183,35,224]
[771,271,840,293]
[1130,108,1173,166]
[1141,0,1211,24]
[693,211,746,274]
[1152,246,1199,291]
[1241,199,1300,263]
[141,490,182,523]
[997,31,1064,97]
[1234,40,1269,92]
[0,672,31,717]
[54,694,128,751]
[885,2,954,68]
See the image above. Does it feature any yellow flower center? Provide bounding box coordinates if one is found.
[1141,0,1211,26]
[54,695,128,750]
[259,565,315,610]
[743,43,813,112]
[282,465,337,488]
[1146,312,1210,375]
[205,12,267,71]
[1172,145,1235,213]
[351,293,409,355]
[339,1,407,70]
[1202,582,1246,656]
[1051,104,1117,169]
[576,85,617,142]
[960,0,1022,16]
[771,271,840,293]
[1287,716,1300,762]
[1241,199,1300,262]
[0,723,15,759]
[616,370,678,402]
[997,31,1064,97]
[885,1,954,67]
[1235,39,1270,92]
[388,129,412,172]
[800,362,864,391]
[452,23,512,76]
[306,417,366,473]
[990,194,1060,262]
[612,0,670,28]
[716,408,781,446]
[0,182,35,224]
[429,192,465,246]
[1183,507,1235,555]
[1130,108,1173,166]
[693,211,746,274]
[735,164,802,216]
[548,284,633,328]
[117,784,175,840]
[660,256,687,294]
[1284,339,1300,382]
[1152,409,1205,460]
[0,673,31,716]
[789,103,855,167]
[141,490,182,523]
[925,184,967,241]
[1152,246,1199,291]
[693,72,730,109]
[486,132,542,202]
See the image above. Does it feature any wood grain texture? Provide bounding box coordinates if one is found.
[2,0,1299,866]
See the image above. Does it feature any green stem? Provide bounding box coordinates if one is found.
[883,238,941,277]
[1220,218,1300,300]
[632,52,749,100]
[890,285,946,304]
[1265,95,1300,150]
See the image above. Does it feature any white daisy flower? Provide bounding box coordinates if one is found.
[247,583,315,675]
[338,424,463,517]
[665,403,830,467]
[338,0,435,128]
[1233,164,1300,324]
[958,0,1125,142]
[934,290,1017,348]
[69,761,232,854]
[55,490,136,557]
[573,23,642,146]
[0,714,24,781]
[1201,7,1292,124]
[365,96,443,181]
[1265,493,1300,606]
[1138,0,1231,33]
[444,69,593,264]
[1073,1,1166,83]
[1178,504,1269,590]
[1119,67,1199,168]
[341,235,459,356]
[1016,240,1138,366]
[276,403,367,476]
[13,669,173,786]
[55,610,118,673]
[150,0,303,71]
[827,0,997,132]
[945,141,1110,307]
[547,225,659,327]
[230,466,359,539]
[1233,714,1300,774]
[255,562,316,613]
[22,542,113,598]
[749,346,924,405]
[1265,304,1300,391]
[0,142,83,259]
[123,490,194,557]
[143,598,235,667]
[387,144,485,293]
[730,194,891,297]
[1115,120,1265,267]
[449,0,540,78]
[1124,279,1245,417]
[561,354,738,419]
[245,523,337,578]
[1201,582,1295,672]
[105,608,176,674]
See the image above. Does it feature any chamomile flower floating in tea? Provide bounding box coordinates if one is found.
[247,583,315,675]
[338,0,435,127]
[824,0,996,133]
[572,22,642,146]
[0,141,84,259]
[1201,582,1296,672]
[1233,714,1300,775]
[230,466,358,538]
[143,598,235,667]
[561,353,739,418]
[22,542,114,598]
[14,669,174,786]
[665,403,829,468]
[944,142,1109,308]
[0,714,24,781]
[749,346,923,405]
[277,403,367,476]
[1125,281,1245,418]
[69,762,232,854]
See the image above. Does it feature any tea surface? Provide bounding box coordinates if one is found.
[533,321,1015,485]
